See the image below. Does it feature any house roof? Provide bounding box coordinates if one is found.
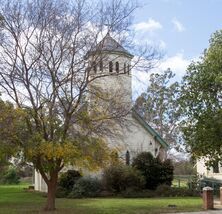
[88,33,134,58]
[132,108,169,149]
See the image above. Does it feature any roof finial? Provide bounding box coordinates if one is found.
[106,31,110,37]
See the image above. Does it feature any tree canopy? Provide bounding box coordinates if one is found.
[0,99,26,172]
[0,100,25,154]
[135,69,182,151]
[180,30,222,166]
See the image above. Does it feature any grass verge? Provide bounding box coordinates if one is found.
[0,184,203,214]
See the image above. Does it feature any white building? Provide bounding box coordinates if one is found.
[197,158,222,180]
[34,33,169,192]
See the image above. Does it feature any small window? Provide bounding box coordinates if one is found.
[116,62,119,73]
[100,60,103,72]
[124,63,126,73]
[155,148,158,155]
[213,161,219,173]
[126,150,130,165]
[109,61,113,73]
[149,141,152,145]
[93,61,97,73]
[127,64,130,74]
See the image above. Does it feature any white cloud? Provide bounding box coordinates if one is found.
[172,18,186,32]
[132,70,151,99]
[132,53,192,99]
[133,18,162,32]
[159,53,190,77]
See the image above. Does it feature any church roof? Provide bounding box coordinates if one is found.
[132,109,169,149]
[89,33,134,58]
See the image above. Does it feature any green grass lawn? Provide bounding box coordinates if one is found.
[0,184,203,214]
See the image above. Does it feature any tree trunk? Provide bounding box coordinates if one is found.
[44,172,58,211]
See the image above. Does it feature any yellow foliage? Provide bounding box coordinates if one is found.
[26,136,113,172]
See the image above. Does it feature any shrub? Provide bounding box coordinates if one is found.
[58,170,82,192]
[1,168,20,184]
[56,186,68,198]
[122,185,199,198]
[56,170,82,198]
[171,187,199,197]
[187,174,200,190]
[155,184,172,196]
[160,159,174,186]
[132,152,174,190]
[102,164,145,193]
[122,188,155,198]
[69,177,102,198]
[132,152,161,190]
[155,184,199,197]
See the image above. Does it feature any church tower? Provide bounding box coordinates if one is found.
[87,33,134,112]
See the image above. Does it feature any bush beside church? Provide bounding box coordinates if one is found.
[56,152,198,198]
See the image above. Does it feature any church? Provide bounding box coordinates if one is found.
[34,33,169,192]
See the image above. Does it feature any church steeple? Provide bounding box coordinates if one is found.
[88,33,133,109]
[88,34,133,74]
[94,33,134,58]
[87,33,133,59]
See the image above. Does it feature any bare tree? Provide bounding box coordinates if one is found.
[0,0,159,210]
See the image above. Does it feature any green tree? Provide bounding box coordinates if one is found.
[180,30,222,167]
[1,167,20,184]
[135,69,182,150]
[132,152,174,190]
[0,100,26,174]
[173,159,196,175]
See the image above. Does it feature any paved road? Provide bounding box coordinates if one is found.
[172,211,222,214]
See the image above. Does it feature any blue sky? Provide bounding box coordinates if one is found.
[132,0,222,97]
[135,0,222,58]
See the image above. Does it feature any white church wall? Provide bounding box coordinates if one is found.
[34,170,47,192]
[105,115,164,162]
[124,117,163,158]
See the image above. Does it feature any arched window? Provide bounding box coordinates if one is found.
[155,148,158,156]
[100,60,103,72]
[127,64,130,74]
[93,61,97,73]
[109,61,113,73]
[125,150,130,165]
[213,161,219,173]
[124,63,126,73]
[116,62,119,73]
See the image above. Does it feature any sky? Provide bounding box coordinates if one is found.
[132,0,222,97]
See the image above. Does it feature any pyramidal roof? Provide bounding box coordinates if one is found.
[90,33,134,58]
